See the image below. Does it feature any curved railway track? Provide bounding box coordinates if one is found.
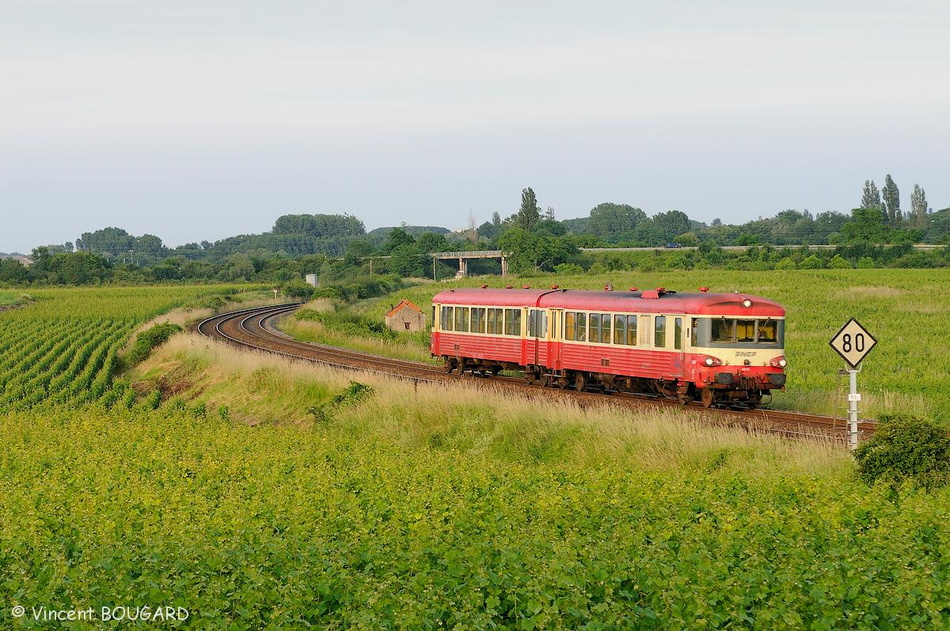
[197,304,876,444]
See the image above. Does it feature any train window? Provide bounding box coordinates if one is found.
[654,316,666,348]
[626,315,637,346]
[576,312,587,342]
[564,312,576,341]
[486,308,499,334]
[674,318,683,350]
[504,309,522,336]
[613,315,625,345]
[589,314,601,343]
[711,318,734,343]
[528,310,547,338]
[455,307,470,332]
[697,318,784,347]
[736,319,755,342]
[600,314,611,343]
[472,308,487,334]
[442,306,454,331]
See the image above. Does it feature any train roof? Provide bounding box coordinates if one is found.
[432,287,785,317]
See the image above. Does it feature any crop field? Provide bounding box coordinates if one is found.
[2,284,949,629]
[0,290,25,307]
[342,268,950,423]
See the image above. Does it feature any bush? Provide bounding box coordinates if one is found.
[283,280,315,299]
[127,323,183,365]
[799,255,823,269]
[554,263,585,275]
[828,254,853,269]
[853,414,950,489]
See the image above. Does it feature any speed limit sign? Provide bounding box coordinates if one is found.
[829,318,877,368]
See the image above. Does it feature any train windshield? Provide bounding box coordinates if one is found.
[693,318,784,348]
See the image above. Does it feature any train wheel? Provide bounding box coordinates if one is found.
[701,388,715,408]
[539,373,551,388]
[746,391,763,410]
[574,372,587,392]
[444,358,455,373]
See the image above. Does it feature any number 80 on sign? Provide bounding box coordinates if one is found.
[829,318,877,368]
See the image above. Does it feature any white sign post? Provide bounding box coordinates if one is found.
[829,318,877,450]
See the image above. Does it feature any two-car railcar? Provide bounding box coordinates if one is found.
[431,286,787,407]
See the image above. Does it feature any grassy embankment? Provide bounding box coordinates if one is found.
[291,268,950,423]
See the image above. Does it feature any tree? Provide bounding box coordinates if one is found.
[860,180,882,210]
[841,207,889,244]
[652,210,691,241]
[587,203,647,243]
[76,227,136,256]
[515,188,541,232]
[882,174,901,226]
[382,227,415,253]
[911,184,929,229]
[498,227,577,272]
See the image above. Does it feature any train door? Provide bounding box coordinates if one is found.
[549,309,562,370]
[528,308,548,367]
[673,316,685,375]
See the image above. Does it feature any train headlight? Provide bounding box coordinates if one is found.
[702,356,722,367]
[741,298,753,308]
[770,356,787,368]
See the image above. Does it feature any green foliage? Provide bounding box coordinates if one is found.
[127,322,184,365]
[775,257,798,270]
[3,406,950,628]
[554,262,585,275]
[282,279,315,299]
[828,254,853,269]
[297,308,397,342]
[854,415,950,489]
[799,254,823,269]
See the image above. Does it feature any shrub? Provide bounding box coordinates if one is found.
[554,263,585,275]
[799,255,823,269]
[127,323,183,365]
[283,280,315,299]
[853,414,950,489]
[828,254,853,269]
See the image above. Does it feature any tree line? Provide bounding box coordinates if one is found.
[2,177,948,289]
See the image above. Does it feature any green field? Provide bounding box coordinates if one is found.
[1,282,949,629]
[0,290,23,306]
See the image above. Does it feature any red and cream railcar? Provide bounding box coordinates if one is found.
[431,286,787,407]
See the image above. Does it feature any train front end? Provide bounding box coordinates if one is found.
[688,294,786,407]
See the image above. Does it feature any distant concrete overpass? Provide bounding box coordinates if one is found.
[431,250,508,277]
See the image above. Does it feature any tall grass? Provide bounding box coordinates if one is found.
[138,334,849,478]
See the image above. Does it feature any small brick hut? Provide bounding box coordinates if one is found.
[385,299,426,332]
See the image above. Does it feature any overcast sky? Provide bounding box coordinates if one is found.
[2,0,948,252]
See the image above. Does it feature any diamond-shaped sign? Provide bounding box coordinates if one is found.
[829,318,877,368]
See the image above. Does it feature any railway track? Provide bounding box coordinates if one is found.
[196,304,876,444]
